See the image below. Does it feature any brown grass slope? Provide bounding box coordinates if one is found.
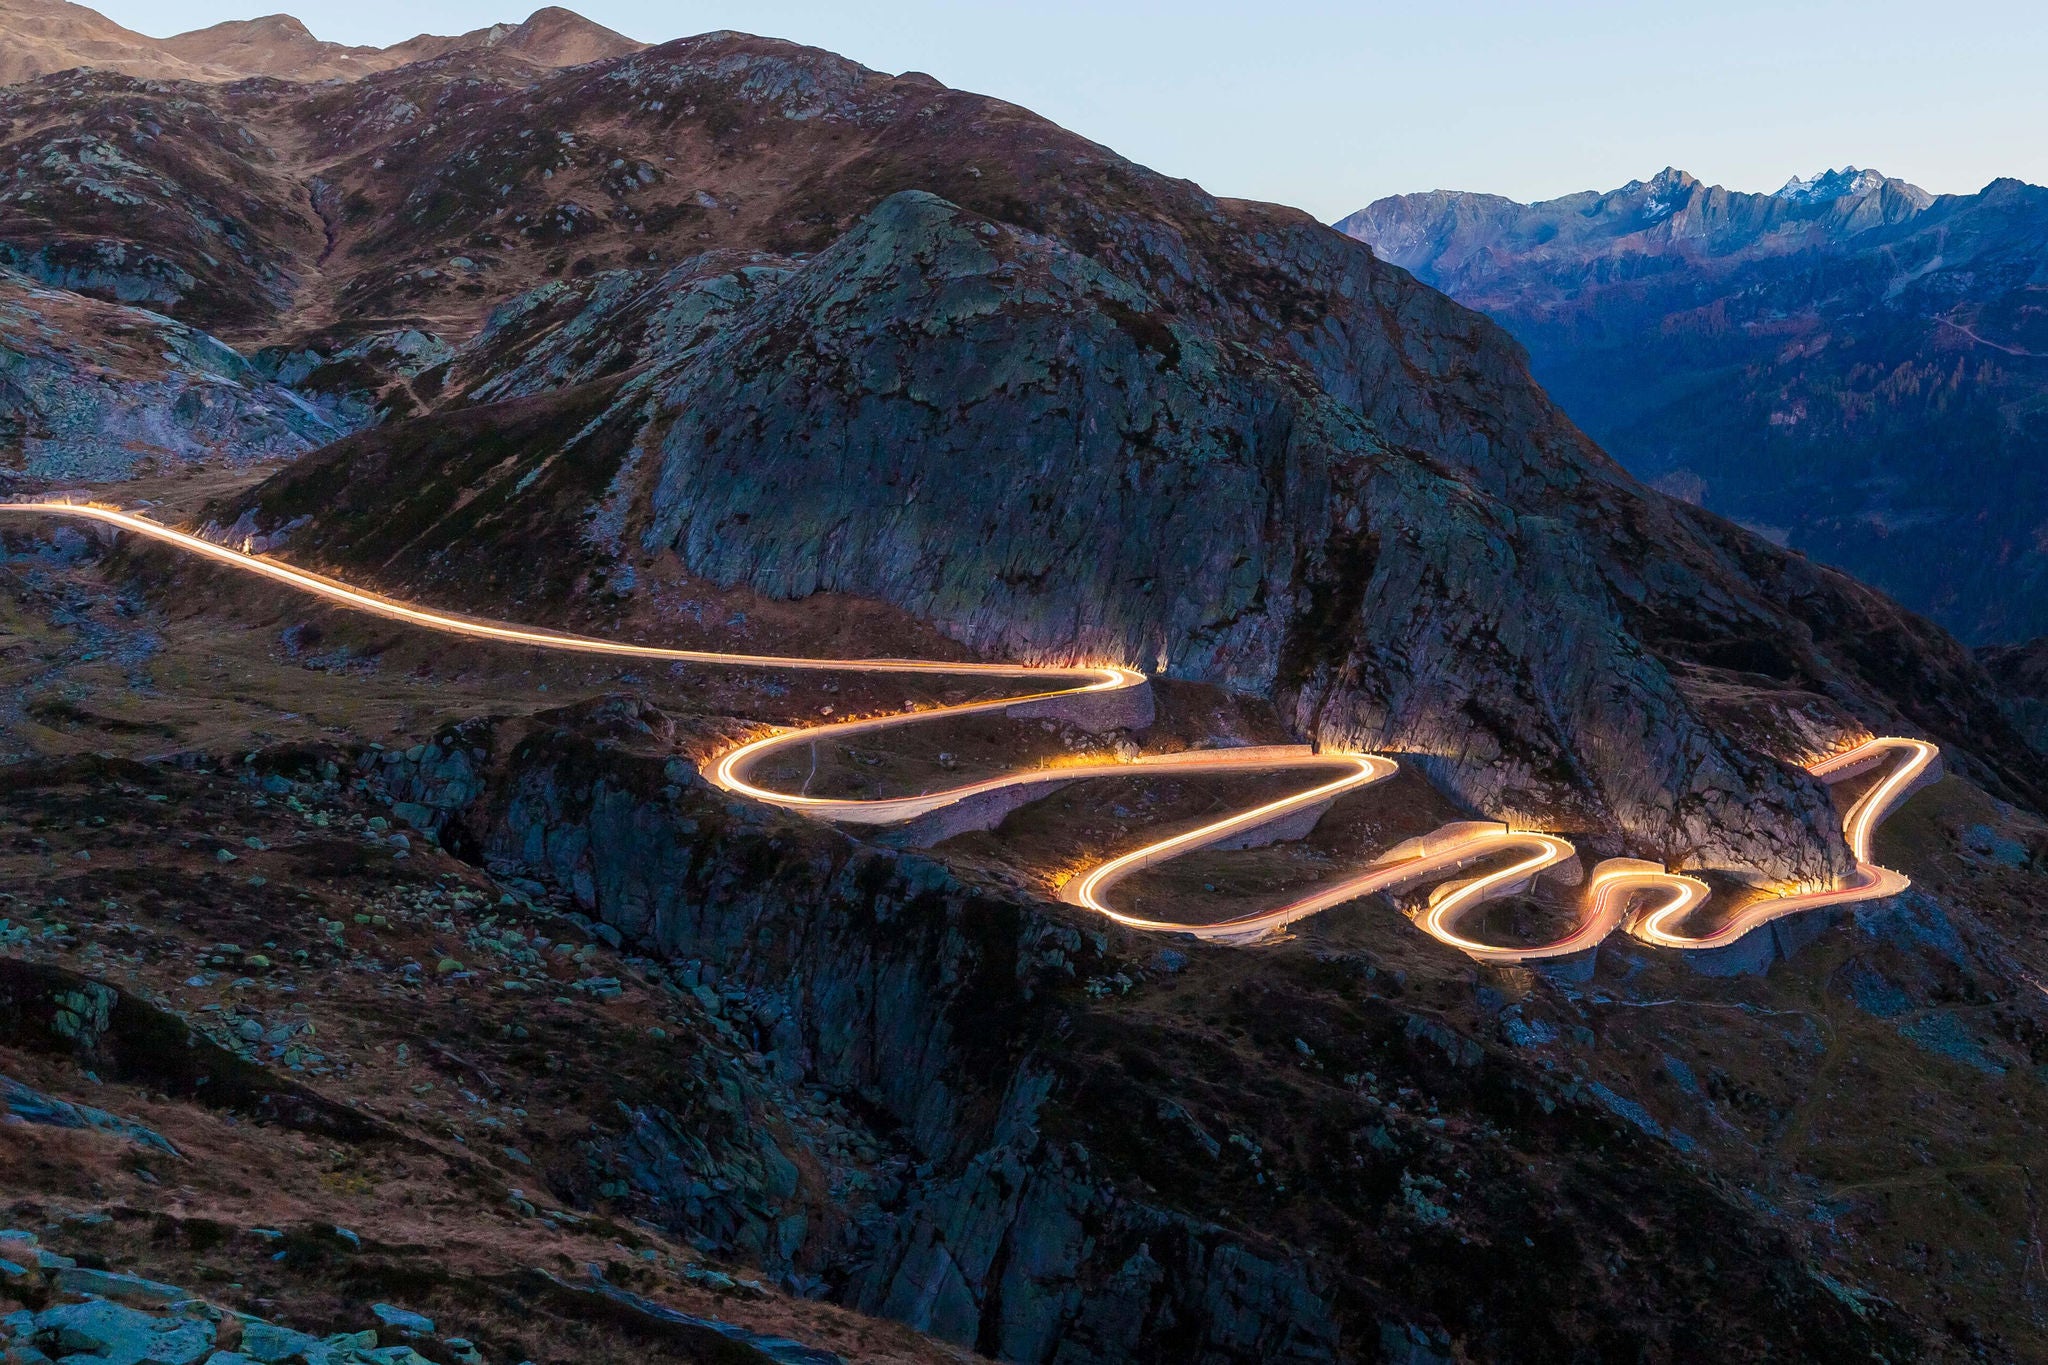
[0,0,640,87]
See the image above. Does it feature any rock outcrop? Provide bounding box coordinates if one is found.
[0,269,346,483]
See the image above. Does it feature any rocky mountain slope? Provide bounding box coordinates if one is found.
[1339,167,2048,645]
[7,7,2048,1360]
[0,0,640,85]
[0,268,348,484]
[9,25,2037,890]
[181,33,2038,889]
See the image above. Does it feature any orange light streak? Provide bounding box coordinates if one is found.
[1,501,1937,962]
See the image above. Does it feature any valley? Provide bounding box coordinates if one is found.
[1340,167,2048,646]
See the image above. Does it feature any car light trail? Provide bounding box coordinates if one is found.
[1415,833,1578,958]
[1,500,1938,963]
[1627,737,1936,951]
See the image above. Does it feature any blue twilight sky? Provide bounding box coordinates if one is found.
[94,0,2048,222]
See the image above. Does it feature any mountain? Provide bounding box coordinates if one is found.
[43,31,2010,883]
[1776,165,1894,203]
[5,10,2048,1361]
[1338,166,2048,646]
[0,0,226,84]
[0,0,640,85]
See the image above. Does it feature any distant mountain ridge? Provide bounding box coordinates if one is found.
[1337,165,1938,296]
[0,0,641,85]
[1775,165,1895,202]
[1340,167,2048,645]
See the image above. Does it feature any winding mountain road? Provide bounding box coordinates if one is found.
[2,500,1939,962]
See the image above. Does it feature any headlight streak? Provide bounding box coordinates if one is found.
[1626,737,1936,951]
[2,500,1937,963]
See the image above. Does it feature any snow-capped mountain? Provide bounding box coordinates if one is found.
[1775,165,1891,202]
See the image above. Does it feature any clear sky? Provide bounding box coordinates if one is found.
[93,0,2048,222]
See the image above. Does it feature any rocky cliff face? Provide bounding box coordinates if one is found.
[1339,168,2048,647]
[359,697,1922,1363]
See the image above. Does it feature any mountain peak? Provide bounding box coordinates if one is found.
[1615,167,1699,195]
[1622,167,1700,221]
[0,0,642,84]
[1775,166,1889,203]
[184,13,315,39]
[495,6,640,62]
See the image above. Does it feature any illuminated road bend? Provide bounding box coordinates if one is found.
[1,501,1936,961]
[1627,737,1937,952]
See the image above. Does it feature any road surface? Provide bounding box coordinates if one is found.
[1,500,1937,961]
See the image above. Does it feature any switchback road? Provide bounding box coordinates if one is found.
[2,500,1938,963]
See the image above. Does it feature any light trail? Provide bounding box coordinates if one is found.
[0,500,1115,682]
[1,500,1938,963]
[1627,737,1937,951]
[1820,738,1941,864]
[706,668,1144,822]
[1416,833,1579,959]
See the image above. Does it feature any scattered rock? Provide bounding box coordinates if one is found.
[368,1305,433,1338]
[1,1075,180,1156]
[48,1266,186,1307]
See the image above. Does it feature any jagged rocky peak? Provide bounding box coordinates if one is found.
[1613,166,1701,218]
[1339,163,1942,290]
[1771,165,1935,208]
[1776,164,1888,201]
[1627,165,1700,195]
